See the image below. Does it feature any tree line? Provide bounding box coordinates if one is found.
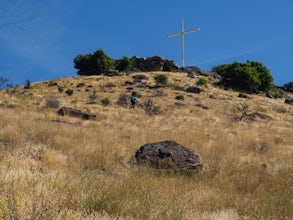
[1,49,292,94]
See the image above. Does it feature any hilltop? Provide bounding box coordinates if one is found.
[0,71,292,219]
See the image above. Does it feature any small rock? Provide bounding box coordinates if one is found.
[175,95,184,100]
[186,87,201,94]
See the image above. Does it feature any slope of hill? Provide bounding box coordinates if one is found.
[0,71,292,219]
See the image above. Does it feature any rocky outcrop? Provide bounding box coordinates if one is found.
[135,140,202,173]
[57,107,96,120]
[285,97,293,105]
[131,56,179,72]
[186,87,201,94]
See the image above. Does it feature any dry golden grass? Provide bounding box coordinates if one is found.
[0,72,292,219]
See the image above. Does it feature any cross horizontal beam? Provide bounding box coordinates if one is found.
[167,28,200,37]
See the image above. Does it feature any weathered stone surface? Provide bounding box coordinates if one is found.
[195,103,209,110]
[145,56,165,71]
[186,87,201,94]
[285,98,293,105]
[57,107,96,120]
[104,70,120,77]
[132,74,149,83]
[174,102,186,108]
[131,56,179,72]
[175,95,184,100]
[238,93,250,99]
[135,140,202,172]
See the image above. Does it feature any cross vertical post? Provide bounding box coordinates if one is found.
[167,19,200,67]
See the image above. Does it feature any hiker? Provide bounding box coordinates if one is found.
[130,92,137,108]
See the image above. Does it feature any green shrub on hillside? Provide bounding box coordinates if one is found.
[65,89,74,96]
[74,49,114,75]
[163,59,176,71]
[196,77,209,87]
[283,81,293,92]
[154,74,168,86]
[212,61,273,92]
[101,97,110,106]
[115,56,133,72]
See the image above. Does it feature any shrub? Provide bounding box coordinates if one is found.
[0,76,9,89]
[65,89,74,96]
[212,61,273,92]
[283,82,293,93]
[163,59,176,71]
[24,79,31,89]
[116,94,129,108]
[101,97,110,106]
[87,90,97,104]
[142,98,161,115]
[115,56,133,72]
[269,85,285,99]
[154,74,168,86]
[196,77,208,87]
[45,95,60,108]
[153,90,167,97]
[74,49,114,75]
[58,86,64,93]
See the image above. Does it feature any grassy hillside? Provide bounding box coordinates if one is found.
[0,72,292,219]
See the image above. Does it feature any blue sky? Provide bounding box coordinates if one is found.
[0,0,292,86]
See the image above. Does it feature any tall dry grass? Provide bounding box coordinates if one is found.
[0,73,292,219]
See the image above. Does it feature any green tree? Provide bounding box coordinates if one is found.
[154,74,168,86]
[74,49,114,75]
[163,59,176,71]
[212,61,273,92]
[115,56,133,72]
[283,82,293,92]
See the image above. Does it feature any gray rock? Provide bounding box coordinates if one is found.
[285,98,293,105]
[175,95,184,100]
[195,103,209,110]
[57,107,96,120]
[186,87,201,94]
[135,140,202,172]
[239,93,250,99]
[104,70,120,77]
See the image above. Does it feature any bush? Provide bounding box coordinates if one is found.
[87,90,97,104]
[65,89,74,96]
[212,61,273,92]
[154,74,168,86]
[116,94,129,108]
[115,56,133,72]
[24,79,31,89]
[0,77,9,90]
[58,86,64,93]
[74,49,114,75]
[283,82,293,93]
[163,59,176,71]
[196,77,208,87]
[45,95,60,108]
[101,97,110,106]
[142,98,161,115]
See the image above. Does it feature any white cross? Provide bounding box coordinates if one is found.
[167,19,200,67]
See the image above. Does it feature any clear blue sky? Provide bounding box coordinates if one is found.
[0,0,292,86]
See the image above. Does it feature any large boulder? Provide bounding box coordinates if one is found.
[130,56,179,72]
[285,97,293,105]
[135,140,202,172]
[144,56,165,71]
[57,107,96,120]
